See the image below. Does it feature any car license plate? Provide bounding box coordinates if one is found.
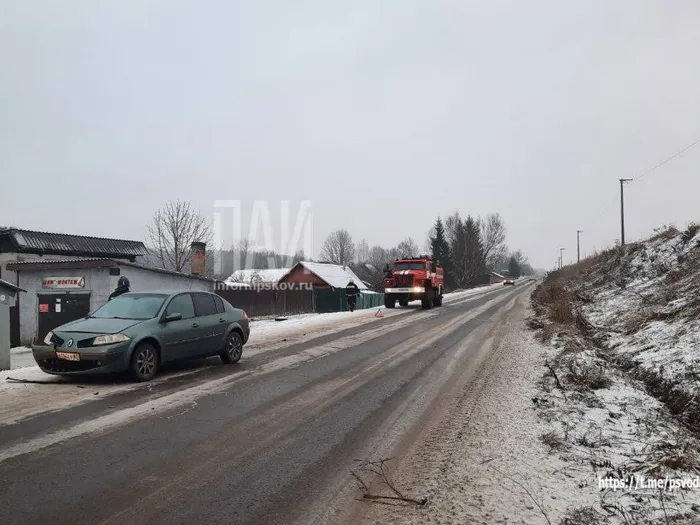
[56,351,80,361]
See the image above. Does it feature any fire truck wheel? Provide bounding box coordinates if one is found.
[384,295,396,308]
[433,290,443,307]
[421,288,434,309]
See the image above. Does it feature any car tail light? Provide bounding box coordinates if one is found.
[241,310,248,320]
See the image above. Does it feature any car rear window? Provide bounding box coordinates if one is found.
[193,293,217,316]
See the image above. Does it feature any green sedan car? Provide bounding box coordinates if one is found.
[33,290,250,381]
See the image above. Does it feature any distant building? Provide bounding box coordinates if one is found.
[278,261,368,290]
[468,271,507,287]
[225,268,291,285]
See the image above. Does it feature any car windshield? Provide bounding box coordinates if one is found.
[90,294,168,320]
[393,262,427,270]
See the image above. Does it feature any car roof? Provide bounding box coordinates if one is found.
[119,290,215,297]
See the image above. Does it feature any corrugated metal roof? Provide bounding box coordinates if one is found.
[8,257,113,266]
[6,258,216,282]
[289,261,368,289]
[2,229,147,257]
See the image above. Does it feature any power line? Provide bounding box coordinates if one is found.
[633,133,700,182]
[586,132,700,234]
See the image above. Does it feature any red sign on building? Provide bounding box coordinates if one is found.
[39,303,49,313]
[42,277,85,289]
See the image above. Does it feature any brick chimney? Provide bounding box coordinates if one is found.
[190,242,206,276]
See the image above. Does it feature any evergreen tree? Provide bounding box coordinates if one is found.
[430,216,453,288]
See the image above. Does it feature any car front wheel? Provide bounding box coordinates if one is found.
[130,343,159,382]
[221,331,243,364]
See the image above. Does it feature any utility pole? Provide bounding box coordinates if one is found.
[559,247,565,269]
[577,230,583,264]
[619,178,632,245]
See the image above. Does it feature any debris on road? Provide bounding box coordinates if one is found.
[351,458,427,507]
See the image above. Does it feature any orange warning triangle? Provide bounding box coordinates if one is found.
[375,308,384,318]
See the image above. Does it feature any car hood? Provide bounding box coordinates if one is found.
[55,317,144,335]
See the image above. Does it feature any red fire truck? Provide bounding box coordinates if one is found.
[383,256,444,309]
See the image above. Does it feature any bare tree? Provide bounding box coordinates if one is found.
[320,229,355,265]
[367,246,388,271]
[396,237,419,258]
[363,245,392,288]
[444,212,462,250]
[511,249,528,266]
[147,200,213,273]
[481,213,507,269]
[356,238,370,263]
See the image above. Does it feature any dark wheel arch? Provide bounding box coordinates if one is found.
[221,329,244,364]
[132,337,162,362]
[130,342,160,382]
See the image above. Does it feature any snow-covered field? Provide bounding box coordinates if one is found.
[0,284,507,427]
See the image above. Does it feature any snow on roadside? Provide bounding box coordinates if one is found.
[532,340,700,523]
[0,365,140,426]
[10,346,36,369]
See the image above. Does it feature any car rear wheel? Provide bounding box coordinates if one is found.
[221,331,243,364]
[130,343,159,382]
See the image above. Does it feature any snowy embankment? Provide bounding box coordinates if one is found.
[0,284,506,426]
[528,224,700,524]
[581,227,700,429]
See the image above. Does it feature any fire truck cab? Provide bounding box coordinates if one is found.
[384,256,444,309]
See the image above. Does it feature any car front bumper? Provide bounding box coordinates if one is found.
[32,340,132,376]
[385,287,426,294]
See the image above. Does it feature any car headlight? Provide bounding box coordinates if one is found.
[44,331,54,345]
[92,334,131,346]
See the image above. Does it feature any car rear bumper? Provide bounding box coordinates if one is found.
[31,342,131,376]
[240,320,250,344]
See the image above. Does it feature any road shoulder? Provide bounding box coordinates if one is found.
[350,290,577,524]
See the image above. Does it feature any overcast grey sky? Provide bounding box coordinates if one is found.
[2,0,699,270]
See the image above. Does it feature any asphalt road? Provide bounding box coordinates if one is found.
[0,282,534,525]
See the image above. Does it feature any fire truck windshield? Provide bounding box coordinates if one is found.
[393,262,427,270]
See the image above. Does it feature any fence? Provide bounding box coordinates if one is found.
[215,288,314,318]
[216,286,385,317]
[313,288,385,314]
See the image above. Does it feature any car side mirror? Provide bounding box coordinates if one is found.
[163,313,182,323]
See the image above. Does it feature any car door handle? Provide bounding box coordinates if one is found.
[218,318,225,323]
[192,323,200,328]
